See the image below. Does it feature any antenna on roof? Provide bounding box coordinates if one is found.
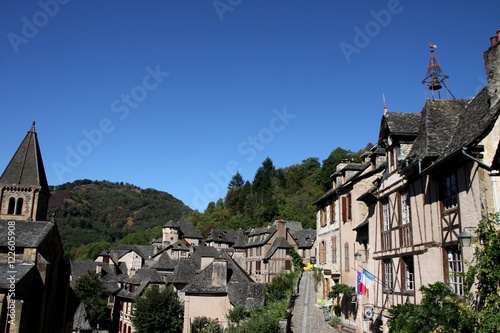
[421,43,455,99]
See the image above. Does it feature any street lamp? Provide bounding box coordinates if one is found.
[458,227,476,247]
[354,251,362,261]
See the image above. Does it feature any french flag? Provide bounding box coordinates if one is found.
[357,269,376,295]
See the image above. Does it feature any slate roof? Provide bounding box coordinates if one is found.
[233,229,248,248]
[290,229,316,249]
[70,260,121,294]
[168,240,189,252]
[406,88,500,169]
[110,244,155,260]
[409,99,471,159]
[207,229,240,245]
[183,251,253,294]
[172,258,198,284]
[0,263,35,288]
[228,282,266,309]
[445,89,500,157]
[153,251,177,271]
[246,225,275,247]
[163,220,179,228]
[0,220,53,247]
[189,246,221,268]
[263,237,293,260]
[379,112,421,141]
[179,221,203,239]
[0,122,49,191]
[72,302,93,331]
[182,251,264,307]
[118,268,165,300]
[285,221,303,232]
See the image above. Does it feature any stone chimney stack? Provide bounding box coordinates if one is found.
[485,29,500,107]
[276,218,287,239]
[211,258,227,288]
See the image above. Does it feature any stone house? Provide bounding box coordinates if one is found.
[182,250,265,333]
[315,149,385,300]
[243,219,313,283]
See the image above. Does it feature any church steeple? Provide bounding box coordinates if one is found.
[0,122,51,221]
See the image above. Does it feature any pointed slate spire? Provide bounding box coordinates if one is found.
[0,121,49,191]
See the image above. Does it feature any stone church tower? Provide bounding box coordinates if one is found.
[0,122,51,221]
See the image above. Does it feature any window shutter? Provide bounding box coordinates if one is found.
[341,196,347,222]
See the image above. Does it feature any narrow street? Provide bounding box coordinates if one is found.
[290,271,338,333]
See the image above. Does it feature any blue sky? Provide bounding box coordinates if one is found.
[1,1,498,212]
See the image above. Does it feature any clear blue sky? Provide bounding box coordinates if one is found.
[1,1,498,212]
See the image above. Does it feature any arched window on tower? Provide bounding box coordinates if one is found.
[15,198,23,215]
[8,197,15,214]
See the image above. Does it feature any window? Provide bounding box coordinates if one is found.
[402,256,414,292]
[341,195,352,222]
[447,247,464,296]
[7,197,15,214]
[15,198,23,215]
[330,201,336,224]
[331,236,337,264]
[285,260,291,271]
[400,190,410,225]
[383,259,393,291]
[319,241,326,265]
[347,194,352,220]
[443,174,458,209]
[320,205,327,227]
[256,261,261,272]
[344,243,350,271]
[382,200,390,231]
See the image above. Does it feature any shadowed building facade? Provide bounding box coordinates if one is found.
[0,123,71,333]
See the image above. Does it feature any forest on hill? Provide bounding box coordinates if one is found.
[49,145,371,259]
[48,179,193,259]
[185,145,370,236]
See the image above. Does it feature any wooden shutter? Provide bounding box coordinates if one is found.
[341,196,347,222]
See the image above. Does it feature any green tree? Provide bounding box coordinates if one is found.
[226,305,249,331]
[388,282,474,333]
[264,271,296,304]
[131,285,183,333]
[319,147,353,191]
[228,171,245,189]
[465,213,500,333]
[74,271,107,327]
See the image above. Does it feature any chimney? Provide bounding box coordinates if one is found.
[96,264,102,275]
[485,29,500,107]
[201,256,215,270]
[276,218,287,238]
[491,36,498,47]
[211,258,227,288]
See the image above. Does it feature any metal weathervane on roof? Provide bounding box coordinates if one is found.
[422,43,455,100]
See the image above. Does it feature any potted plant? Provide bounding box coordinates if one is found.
[330,316,343,330]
